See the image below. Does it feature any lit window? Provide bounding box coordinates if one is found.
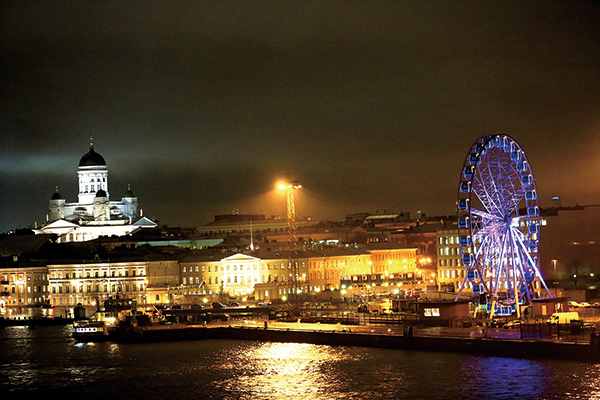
[424,308,440,317]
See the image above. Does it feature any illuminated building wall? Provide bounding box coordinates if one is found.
[436,225,468,294]
[47,261,148,307]
[0,267,49,307]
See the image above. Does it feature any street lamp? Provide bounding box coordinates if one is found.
[552,259,558,280]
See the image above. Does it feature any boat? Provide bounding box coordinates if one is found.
[73,298,138,342]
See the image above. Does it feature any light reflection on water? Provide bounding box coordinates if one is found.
[2,325,600,399]
[214,342,356,399]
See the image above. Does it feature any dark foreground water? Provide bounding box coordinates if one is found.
[1,325,600,399]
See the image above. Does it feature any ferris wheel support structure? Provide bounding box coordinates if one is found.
[455,134,552,318]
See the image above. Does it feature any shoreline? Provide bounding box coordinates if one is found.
[6,313,599,363]
[107,322,600,363]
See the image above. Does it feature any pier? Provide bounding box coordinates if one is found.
[105,320,600,363]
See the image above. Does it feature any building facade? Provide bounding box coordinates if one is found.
[47,259,148,307]
[0,266,49,307]
[436,224,467,294]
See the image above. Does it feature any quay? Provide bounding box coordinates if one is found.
[107,320,600,363]
[0,315,73,326]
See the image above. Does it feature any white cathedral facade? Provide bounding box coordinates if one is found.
[39,139,157,242]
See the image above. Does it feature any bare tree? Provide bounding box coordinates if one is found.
[566,258,588,290]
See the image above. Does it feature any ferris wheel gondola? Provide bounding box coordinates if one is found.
[455,134,551,317]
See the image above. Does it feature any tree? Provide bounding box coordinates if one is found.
[566,258,588,290]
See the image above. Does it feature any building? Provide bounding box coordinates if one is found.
[0,266,49,307]
[45,242,183,308]
[0,234,54,307]
[436,223,467,294]
[47,258,148,308]
[39,138,157,242]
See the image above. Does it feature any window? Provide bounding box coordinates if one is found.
[424,308,440,317]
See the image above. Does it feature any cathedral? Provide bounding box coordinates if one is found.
[39,138,156,242]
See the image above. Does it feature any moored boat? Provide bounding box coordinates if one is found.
[73,298,138,342]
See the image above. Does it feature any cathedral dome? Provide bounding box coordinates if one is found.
[95,189,107,197]
[51,188,64,200]
[79,146,106,167]
[123,184,136,198]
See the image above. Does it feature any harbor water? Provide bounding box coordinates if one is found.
[1,322,600,399]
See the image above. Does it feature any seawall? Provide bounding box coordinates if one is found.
[111,325,600,363]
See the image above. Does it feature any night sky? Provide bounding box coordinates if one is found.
[1,1,599,233]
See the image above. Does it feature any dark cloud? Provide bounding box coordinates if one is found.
[1,1,599,232]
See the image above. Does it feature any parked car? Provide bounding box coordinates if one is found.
[569,301,582,308]
[211,302,226,309]
[580,302,593,308]
[503,320,521,329]
[257,301,272,307]
[229,302,241,307]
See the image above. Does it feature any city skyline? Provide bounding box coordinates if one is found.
[2,1,599,233]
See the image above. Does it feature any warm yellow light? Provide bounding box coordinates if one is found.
[282,296,287,301]
[278,183,289,190]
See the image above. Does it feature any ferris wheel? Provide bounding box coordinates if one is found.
[455,134,551,317]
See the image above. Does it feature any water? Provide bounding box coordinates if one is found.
[1,324,600,399]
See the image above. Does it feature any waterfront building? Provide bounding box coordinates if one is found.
[306,247,368,292]
[366,242,418,275]
[436,223,467,294]
[0,266,49,307]
[144,252,182,306]
[390,222,440,268]
[178,250,227,299]
[39,138,157,242]
[46,245,183,308]
[0,234,54,307]
[220,253,261,297]
[47,258,148,308]
[251,249,310,301]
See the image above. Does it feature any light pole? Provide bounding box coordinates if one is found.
[278,176,302,306]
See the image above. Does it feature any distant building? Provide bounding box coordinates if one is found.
[38,138,157,242]
[436,223,467,294]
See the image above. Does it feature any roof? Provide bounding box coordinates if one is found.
[79,146,106,167]
[0,234,55,257]
[365,242,415,251]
